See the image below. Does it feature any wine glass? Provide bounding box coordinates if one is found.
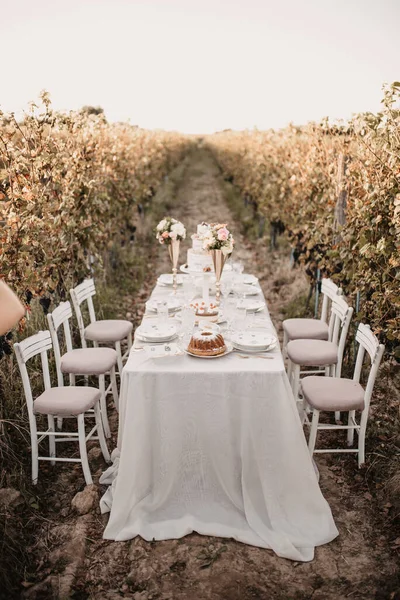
[233,261,244,276]
[182,276,194,305]
[179,305,196,348]
[220,277,233,311]
[157,300,168,327]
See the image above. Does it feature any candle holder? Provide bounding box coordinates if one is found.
[210,249,227,306]
[168,239,180,294]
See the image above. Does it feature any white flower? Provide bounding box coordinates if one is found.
[157,219,167,231]
[222,239,234,255]
[171,222,186,239]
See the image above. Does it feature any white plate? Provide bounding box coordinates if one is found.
[157,273,185,286]
[136,323,177,341]
[242,274,259,285]
[235,284,260,297]
[233,341,278,353]
[236,299,266,313]
[146,298,182,313]
[136,333,178,343]
[231,330,277,349]
[184,342,233,359]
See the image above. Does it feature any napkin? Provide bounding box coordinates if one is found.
[143,343,183,358]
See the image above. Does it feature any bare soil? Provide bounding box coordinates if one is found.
[10,150,400,600]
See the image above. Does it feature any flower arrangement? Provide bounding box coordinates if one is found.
[156,217,186,245]
[200,223,234,256]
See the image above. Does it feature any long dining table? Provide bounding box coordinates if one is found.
[100,273,338,562]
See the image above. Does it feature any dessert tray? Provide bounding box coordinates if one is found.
[180,263,233,275]
[184,342,234,359]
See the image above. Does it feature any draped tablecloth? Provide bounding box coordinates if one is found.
[100,278,338,562]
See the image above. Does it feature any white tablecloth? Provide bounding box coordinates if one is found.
[100,278,338,561]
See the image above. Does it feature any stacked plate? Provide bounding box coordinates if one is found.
[235,283,260,297]
[236,299,265,313]
[242,274,259,285]
[135,322,177,343]
[146,297,182,314]
[157,273,184,286]
[231,329,277,353]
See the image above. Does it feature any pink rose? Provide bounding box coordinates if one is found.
[162,231,169,239]
[217,227,229,241]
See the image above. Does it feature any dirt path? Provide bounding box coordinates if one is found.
[21,150,399,600]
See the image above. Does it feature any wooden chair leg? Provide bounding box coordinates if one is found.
[110,366,119,412]
[77,413,92,485]
[31,416,39,485]
[347,410,355,446]
[115,341,123,376]
[47,415,56,466]
[127,332,133,352]
[283,330,288,357]
[94,401,110,463]
[292,364,301,401]
[308,409,320,455]
[287,359,293,385]
[358,409,368,467]
[99,374,111,438]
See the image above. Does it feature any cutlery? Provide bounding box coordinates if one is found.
[236,353,275,359]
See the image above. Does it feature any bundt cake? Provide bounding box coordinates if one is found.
[187,329,226,357]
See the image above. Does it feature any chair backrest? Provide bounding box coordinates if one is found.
[320,278,342,324]
[70,279,97,348]
[329,296,354,377]
[14,331,53,417]
[47,302,74,386]
[353,323,385,411]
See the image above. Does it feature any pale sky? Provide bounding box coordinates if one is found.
[1,0,399,133]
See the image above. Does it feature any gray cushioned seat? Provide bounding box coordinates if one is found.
[283,318,329,342]
[286,340,338,366]
[85,320,133,343]
[61,347,117,375]
[34,386,100,416]
[302,376,365,411]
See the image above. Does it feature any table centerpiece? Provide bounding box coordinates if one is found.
[156,217,186,294]
[200,223,234,305]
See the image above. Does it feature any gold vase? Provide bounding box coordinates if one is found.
[168,239,180,294]
[211,249,227,305]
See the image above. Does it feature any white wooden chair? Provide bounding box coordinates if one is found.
[70,279,133,376]
[287,296,353,423]
[14,331,110,486]
[47,302,119,438]
[302,323,385,467]
[283,278,342,353]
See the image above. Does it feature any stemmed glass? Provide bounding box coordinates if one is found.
[219,276,233,312]
[232,261,244,276]
[178,305,196,349]
[182,276,194,305]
